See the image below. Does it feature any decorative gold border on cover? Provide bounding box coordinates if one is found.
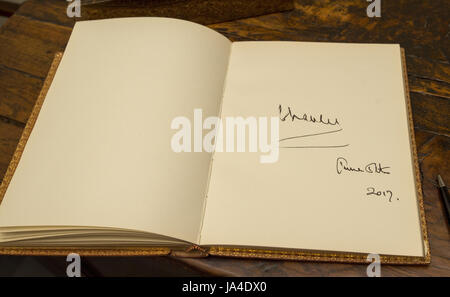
[208,48,431,265]
[208,246,429,265]
[400,48,430,263]
[0,246,171,257]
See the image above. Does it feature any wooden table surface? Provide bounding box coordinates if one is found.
[0,0,448,276]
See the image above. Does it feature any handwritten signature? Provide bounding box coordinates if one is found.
[279,105,340,126]
[336,157,390,175]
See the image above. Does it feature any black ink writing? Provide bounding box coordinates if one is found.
[366,187,398,202]
[336,157,390,175]
[279,105,340,126]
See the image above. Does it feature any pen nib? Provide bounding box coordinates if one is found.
[437,175,446,187]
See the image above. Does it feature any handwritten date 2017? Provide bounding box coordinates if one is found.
[366,187,398,202]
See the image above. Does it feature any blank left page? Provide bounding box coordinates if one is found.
[0,18,231,243]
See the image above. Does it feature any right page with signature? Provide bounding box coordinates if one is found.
[200,42,424,257]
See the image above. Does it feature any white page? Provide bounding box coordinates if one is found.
[200,42,424,257]
[0,18,231,243]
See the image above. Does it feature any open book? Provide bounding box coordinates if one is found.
[0,18,429,264]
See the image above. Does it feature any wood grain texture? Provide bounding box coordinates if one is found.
[0,0,448,276]
[0,1,20,17]
[0,118,23,182]
[0,65,44,124]
[0,15,71,78]
[78,0,294,24]
[411,93,450,136]
[17,0,76,27]
[17,0,294,27]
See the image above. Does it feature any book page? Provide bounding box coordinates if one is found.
[0,18,231,243]
[200,42,424,257]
